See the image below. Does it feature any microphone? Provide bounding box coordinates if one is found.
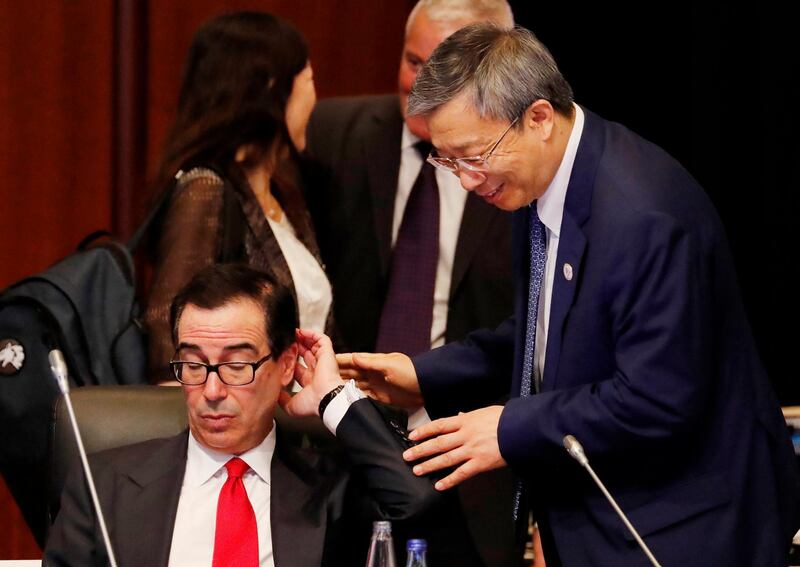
[48,350,70,395]
[49,350,119,567]
[562,435,663,567]
[563,434,588,466]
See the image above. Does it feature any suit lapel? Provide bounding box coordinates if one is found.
[542,211,587,391]
[270,432,328,567]
[116,431,187,566]
[542,107,604,391]
[365,98,404,277]
[450,193,506,299]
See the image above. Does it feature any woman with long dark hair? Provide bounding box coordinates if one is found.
[144,12,331,382]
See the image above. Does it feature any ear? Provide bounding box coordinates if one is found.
[524,99,556,140]
[234,144,253,164]
[277,343,298,387]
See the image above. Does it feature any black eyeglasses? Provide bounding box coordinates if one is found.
[169,354,272,386]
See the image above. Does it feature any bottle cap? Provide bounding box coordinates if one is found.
[373,520,392,533]
[406,539,427,551]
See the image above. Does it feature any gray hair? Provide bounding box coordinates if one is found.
[406,0,514,35]
[407,24,574,122]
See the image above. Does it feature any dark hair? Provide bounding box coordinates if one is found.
[152,12,315,248]
[170,263,298,356]
[157,12,307,177]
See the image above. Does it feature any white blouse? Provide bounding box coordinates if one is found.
[266,214,332,333]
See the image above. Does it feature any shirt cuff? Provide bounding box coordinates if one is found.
[322,379,366,435]
[407,406,432,431]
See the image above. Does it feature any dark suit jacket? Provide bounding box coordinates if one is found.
[43,399,440,567]
[305,94,520,566]
[415,107,800,566]
[305,94,514,353]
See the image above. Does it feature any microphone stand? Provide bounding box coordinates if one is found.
[50,350,119,567]
[563,434,662,567]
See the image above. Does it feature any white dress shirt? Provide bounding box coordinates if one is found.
[168,426,277,567]
[167,387,365,566]
[533,104,585,384]
[395,124,469,349]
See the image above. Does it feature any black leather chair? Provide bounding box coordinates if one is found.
[47,385,333,535]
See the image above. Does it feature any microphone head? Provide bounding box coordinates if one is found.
[48,349,70,394]
[563,434,589,466]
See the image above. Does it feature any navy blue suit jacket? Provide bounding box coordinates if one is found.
[414,108,800,566]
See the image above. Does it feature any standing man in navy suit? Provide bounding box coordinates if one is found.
[341,23,800,566]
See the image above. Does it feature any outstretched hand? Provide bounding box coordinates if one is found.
[335,351,423,409]
[402,405,507,490]
[279,329,345,417]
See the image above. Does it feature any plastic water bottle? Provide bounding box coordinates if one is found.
[405,539,428,567]
[366,520,397,567]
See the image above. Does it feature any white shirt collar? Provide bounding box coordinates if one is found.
[536,104,585,237]
[184,422,277,487]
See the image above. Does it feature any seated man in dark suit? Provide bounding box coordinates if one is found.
[44,264,439,566]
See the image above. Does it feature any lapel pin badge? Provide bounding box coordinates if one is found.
[563,263,574,281]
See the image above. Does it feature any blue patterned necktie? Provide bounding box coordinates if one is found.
[513,203,547,522]
[521,204,548,397]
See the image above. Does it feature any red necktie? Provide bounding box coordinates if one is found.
[212,457,258,567]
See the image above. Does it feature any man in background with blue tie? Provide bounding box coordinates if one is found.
[341,23,800,566]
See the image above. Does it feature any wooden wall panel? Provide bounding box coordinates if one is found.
[1,2,114,556]
[0,2,114,289]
